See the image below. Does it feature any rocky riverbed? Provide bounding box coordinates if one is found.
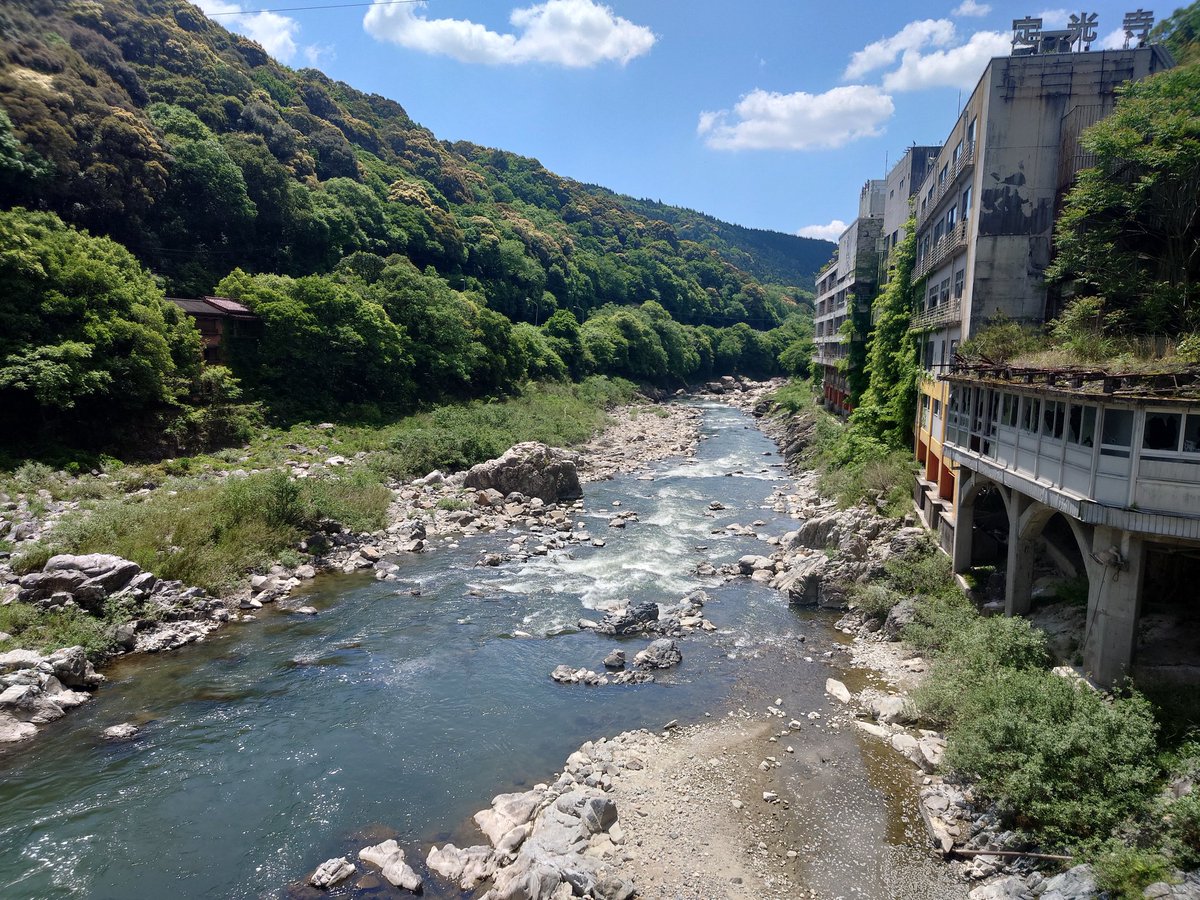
[0,400,703,748]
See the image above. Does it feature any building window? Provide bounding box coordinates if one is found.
[946,205,957,229]
[939,278,951,305]
[1185,414,1200,452]
[1021,397,1040,433]
[1067,405,1096,446]
[1042,401,1065,440]
[952,141,962,166]
[950,339,959,362]
[953,269,965,299]
[933,398,942,417]
[962,185,973,216]
[1143,412,1183,452]
[967,118,976,146]
[934,222,944,243]
[1100,408,1134,457]
[939,163,948,186]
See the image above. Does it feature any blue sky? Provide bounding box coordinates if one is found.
[196,0,1156,238]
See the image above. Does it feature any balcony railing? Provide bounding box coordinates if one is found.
[916,142,975,228]
[913,220,968,280]
[909,297,962,333]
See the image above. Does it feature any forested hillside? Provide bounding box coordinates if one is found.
[582,187,831,292]
[0,0,821,452]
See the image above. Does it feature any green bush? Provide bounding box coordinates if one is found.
[1166,790,1200,870]
[916,616,1049,726]
[1093,842,1173,898]
[944,669,1158,848]
[0,601,112,658]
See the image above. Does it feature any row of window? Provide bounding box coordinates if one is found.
[946,387,1200,456]
[920,120,977,218]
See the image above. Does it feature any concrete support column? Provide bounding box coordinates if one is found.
[955,487,974,578]
[1005,494,1035,617]
[1083,527,1146,686]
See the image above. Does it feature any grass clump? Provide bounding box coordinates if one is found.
[0,602,116,658]
[49,469,390,594]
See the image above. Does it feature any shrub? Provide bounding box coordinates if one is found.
[1166,790,1200,870]
[1093,843,1173,898]
[944,669,1158,848]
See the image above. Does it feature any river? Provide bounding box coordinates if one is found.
[0,402,964,899]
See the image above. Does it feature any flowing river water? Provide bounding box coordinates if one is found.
[0,403,965,899]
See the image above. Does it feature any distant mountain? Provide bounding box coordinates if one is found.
[0,0,821,329]
[585,188,832,292]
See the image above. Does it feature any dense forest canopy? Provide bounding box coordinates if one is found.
[0,0,823,451]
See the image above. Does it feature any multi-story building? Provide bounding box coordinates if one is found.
[879,146,940,286]
[911,28,1175,541]
[812,180,884,413]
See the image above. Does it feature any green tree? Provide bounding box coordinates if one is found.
[215,268,414,416]
[1048,64,1200,339]
[0,208,200,443]
[1152,1,1200,65]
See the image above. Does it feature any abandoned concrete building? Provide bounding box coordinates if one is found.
[812,13,1195,686]
[942,366,1200,686]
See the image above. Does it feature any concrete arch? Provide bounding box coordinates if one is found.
[1017,500,1100,583]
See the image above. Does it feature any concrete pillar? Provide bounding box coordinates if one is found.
[1004,494,1035,616]
[952,479,974,574]
[1083,527,1145,686]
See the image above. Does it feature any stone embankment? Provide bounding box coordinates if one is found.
[0,402,701,747]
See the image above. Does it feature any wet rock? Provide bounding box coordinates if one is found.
[310,856,355,888]
[593,602,659,636]
[602,650,626,670]
[102,722,139,741]
[633,639,681,670]
[0,713,37,743]
[359,839,421,892]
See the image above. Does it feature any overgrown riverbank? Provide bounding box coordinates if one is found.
[1,377,639,660]
[750,382,1200,899]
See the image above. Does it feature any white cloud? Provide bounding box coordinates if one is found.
[844,19,957,80]
[1035,9,1070,28]
[698,85,895,151]
[882,29,1010,91]
[362,0,655,67]
[303,43,336,66]
[195,0,315,63]
[797,220,848,241]
[952,0,991,16]
[1099,26,1127,50]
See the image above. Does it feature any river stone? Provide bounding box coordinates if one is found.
[426,843,498,889]
[580,796,617,833]
[0,712,37,743]
[602,649,626,670]
[359,840,421,892]
[0,649,42,674]
[102,722,139,741]
[464,442,582,504]
[46,646,103,688]
[824,678,852,704]
[310,856,355,888]
[594,602,659,636]
[633,639,681,670]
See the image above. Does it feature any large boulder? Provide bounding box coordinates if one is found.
[19,554,142,612]
[592,602,659,636]
[464,443,582,504]
[633,639,681,670]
